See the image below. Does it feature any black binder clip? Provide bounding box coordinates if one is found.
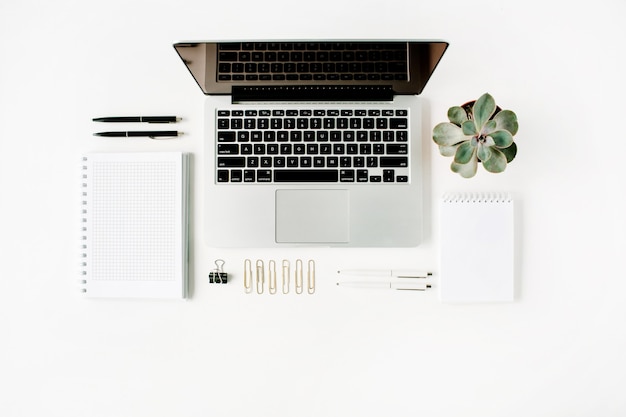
[209,259,228,284]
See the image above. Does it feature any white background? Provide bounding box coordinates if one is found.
[1,1,625,416]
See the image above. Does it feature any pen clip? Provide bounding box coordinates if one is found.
[148,132,180,140]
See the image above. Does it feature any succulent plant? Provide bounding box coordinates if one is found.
[433,93,518,178]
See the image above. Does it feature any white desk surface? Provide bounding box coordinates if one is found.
[1,1,625,416]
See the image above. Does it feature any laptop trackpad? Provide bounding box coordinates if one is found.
[275,189,350,243]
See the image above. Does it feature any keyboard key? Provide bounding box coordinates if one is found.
[340,169,355,182]
[274,169,338,182]
[218,144,239,154]
[218,157,245,167]
[380,157,408,167]
[247,157,259,167]
[219,52,238,61]
[357,169,369,182]
[230,170,243,182]
[244,170,256,182]
[217,170,229,182]
[390,118,408,129]
[257,170,272,182]
[219,43,241,50]
[386,144,408,154]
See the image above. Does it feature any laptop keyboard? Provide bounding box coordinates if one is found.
[216,108,410,184]
[217,42,409,82]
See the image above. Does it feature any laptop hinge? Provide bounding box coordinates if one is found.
[232,85,394,103]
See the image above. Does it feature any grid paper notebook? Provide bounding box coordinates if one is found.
[439,193,514,303]
[80,152,189,298]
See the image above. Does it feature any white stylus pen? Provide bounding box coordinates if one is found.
[337,269,432,278]
[336,281,432,291]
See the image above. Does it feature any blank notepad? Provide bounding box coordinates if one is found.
[80,152,189,299]
[439,193,514,303]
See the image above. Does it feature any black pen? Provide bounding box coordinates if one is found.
[92,116,179,123]
[93,131,181,138]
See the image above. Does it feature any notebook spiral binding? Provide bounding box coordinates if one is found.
[442,192,512,204]
[80,156,89,293]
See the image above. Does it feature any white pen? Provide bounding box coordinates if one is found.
[336,281,432,291]
[337,269,432,279]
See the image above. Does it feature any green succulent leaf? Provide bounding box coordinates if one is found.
[477,143,492,162]
[462,120,477,136]
[493,110,519,135]
[438,143,460,157]
[451,157,478,178]
[454,141,476,164]
[488,130,514,148]
[447,106,467,126]
[473,93,496,132]
[433,122,467,146]
[482,147,507,173]
[500,142,517,163]
[482,120,497,135]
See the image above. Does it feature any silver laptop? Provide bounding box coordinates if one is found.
[174,40,447,247]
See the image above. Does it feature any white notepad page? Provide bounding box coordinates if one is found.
[80,152,189,298]
[439,193,514,303]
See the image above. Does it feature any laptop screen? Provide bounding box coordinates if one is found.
[174,40,448,96]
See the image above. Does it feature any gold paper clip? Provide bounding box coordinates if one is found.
[282,260,290,294]
[268,260,277,295]
[307,259,315,294]
[244,259,253,293]
[256,259,265,294]
[295,259,303,294]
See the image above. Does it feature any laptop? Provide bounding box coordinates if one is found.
[173,40,448,247]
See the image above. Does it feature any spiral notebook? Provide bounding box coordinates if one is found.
[80,152,190,299]
[439,193,514,303]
